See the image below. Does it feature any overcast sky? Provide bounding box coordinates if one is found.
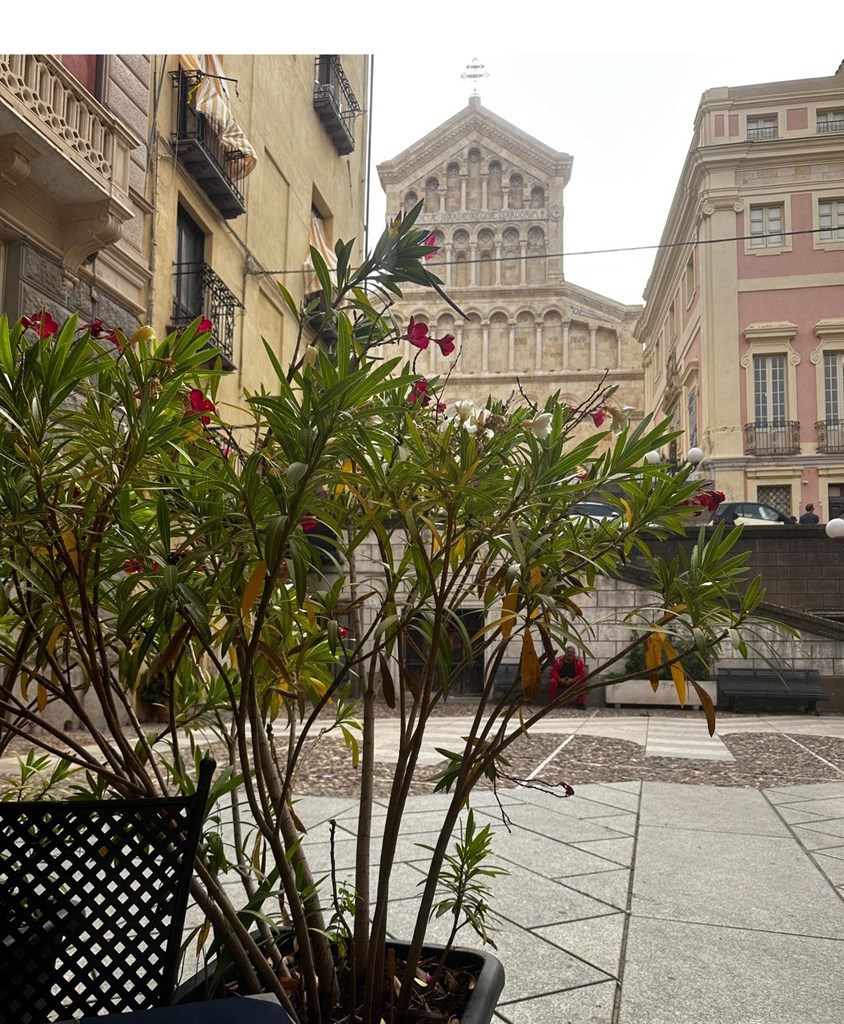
[15,2,843,306]
[367,51,844,306]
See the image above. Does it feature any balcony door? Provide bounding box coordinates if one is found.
[172,208,205,327]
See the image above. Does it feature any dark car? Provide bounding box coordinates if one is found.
[710,501,792,526]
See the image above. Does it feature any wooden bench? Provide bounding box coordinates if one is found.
[716,667,828,715]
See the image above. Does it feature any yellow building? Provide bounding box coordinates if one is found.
[147,54,371,413]
[1,54,372,416]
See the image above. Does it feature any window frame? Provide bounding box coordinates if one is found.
[746,114,778,141]
[813,193,844,252]
[744,197,792,257]
[811,319,844,426]
[741,322,800,432]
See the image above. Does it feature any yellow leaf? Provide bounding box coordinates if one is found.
[619,498,632,526]
[663,638,685,707]
[241,560,267,619]
[46,623,64,656]
[304,599,317,628]
[429,522,442,555]
[656,603,687,626]
[644,632,664,691]
[334,458,354,499]
[530,566,542,590]
[520,628,541,699]
[692,680,717,736]
[562,597,582,617]
[500,585,519,640]
[453,535,465,561]
[20,672,29,701]
[309,677,328,696]
[37,683,48,712]
[251,832,263,870]
[195,920,211,958]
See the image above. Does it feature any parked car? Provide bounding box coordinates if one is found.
[710,502,792,526]
[566,502,622,523]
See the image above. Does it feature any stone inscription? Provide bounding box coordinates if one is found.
[418,209,539,223]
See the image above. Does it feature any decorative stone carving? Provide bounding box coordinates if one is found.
[0,133,38,186]
[63,199,130,273]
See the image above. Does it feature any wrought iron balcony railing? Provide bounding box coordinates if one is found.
[170,70,247,219]
[170,262,242,369]
[747,126,778,140]
[818,119,844,134]
[816,418,844,453]
[743,420,800,456]
[312,56,361,156]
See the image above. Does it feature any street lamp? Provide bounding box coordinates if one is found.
[686,447,704,466]
[644,450,662,465]
[825,518,844,540]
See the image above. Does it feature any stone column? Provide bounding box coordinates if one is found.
[456,322,464,367]
[469,244,478,287]
[589,326,597,369]
[494,243,502,286]
[460,174,467,210]
[438,186,446,212]
[502,186,510,210]
[482,323,489,373]
[562,322,571,369]
[535,322,543,371]
[508,322,516,371]
[481,174,488,210]
[616,331,622,368]
[443,244,453,288]
[519,241,527,285]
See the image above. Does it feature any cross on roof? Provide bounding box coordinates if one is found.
[461,57,489,97]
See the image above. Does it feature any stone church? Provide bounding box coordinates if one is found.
[377,95,643,417]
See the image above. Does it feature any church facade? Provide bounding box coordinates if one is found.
[377,95,643,418]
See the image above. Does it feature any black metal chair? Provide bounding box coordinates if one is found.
[0,759,215,1023]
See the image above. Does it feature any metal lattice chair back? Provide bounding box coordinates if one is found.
[0,759,215,1023]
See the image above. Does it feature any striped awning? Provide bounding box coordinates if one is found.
[178,54,257,176]
[304,208,338,295]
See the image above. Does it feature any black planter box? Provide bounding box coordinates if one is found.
[175,933,504,1024]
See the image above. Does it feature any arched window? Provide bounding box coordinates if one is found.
[404,190,418,211]
[446,162,460,212]
[488,161,502,210]
[425,177,440,214]
[467,148,482,211]
[530,185,545,209]
[509,173,524,210]
[527,227,546,285]
[502,228,519,285]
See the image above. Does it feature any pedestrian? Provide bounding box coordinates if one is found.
[550,645,587,708]
[799,503,820,525]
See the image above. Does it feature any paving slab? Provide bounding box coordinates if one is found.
[619,917,844,1024]
[791,824,844,851]
[495,979,616,1024]
[641,780,789,835]
[534,912,625,976]
[765,781,844,803]
[631,824,844,937]
[474,801,640,844]
[554,869,631,911]
[570,836,635,868]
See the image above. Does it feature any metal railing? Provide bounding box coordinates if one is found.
[312,56,361,156]
[747,125,778,140]
[170,69,248,218]
[743,420,800,455]
[816,418,844,453]
[171,262,242,368]
[818,119,844,134]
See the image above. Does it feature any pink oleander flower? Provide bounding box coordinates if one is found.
[402,316,430,350]
[422,233,438,261]
[123,558,144,574]
[20,312,59,339]
[187,388,215,425]
[432,333,455,357]
[301,515,319,532]
[198,317,212,333]
[79,318,106,338]
[682,489,725,514]
[338,626,351,639]
[591,408,606,428]
[408,379,431,407]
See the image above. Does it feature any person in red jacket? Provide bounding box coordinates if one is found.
[550,646,587,708]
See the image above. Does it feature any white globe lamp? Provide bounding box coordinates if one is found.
[686,447,704,466]
[644,450,662,465]
[825,518,844,540]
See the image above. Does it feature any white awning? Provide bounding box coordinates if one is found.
[303,208,338,295]
[178,54,257,176]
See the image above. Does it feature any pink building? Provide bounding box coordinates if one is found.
[638,64,844,521]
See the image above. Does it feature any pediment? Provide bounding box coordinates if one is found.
[378,98,572,189]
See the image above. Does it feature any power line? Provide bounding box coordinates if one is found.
[251,226,836,276]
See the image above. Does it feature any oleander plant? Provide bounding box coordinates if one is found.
[0,205,777,1024]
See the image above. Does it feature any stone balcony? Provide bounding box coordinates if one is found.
[0,54,139,273]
